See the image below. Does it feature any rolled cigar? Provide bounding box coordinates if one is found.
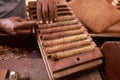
[57,7,71,12]
[42,34,88,47]
[41,29,84,40]
[39,24,82,34]
[50,44,96,60]
[38,19,79,29]
[57,10,73,15]
[56,15,76,21]
[45,39,91,54]
[57,4,67,8]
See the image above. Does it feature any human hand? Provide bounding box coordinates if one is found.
[37,0,57,24]
[0,17,37,35]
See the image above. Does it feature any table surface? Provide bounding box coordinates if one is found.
[0,58,102,80]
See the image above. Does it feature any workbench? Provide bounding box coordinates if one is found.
[0,35,103,80]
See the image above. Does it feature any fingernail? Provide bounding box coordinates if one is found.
[45,21,49,24]
[54,18,57,21]
[50,21,53,24]
[39,21,43,24]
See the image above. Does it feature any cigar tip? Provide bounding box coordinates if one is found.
[46,21,49,24]
[51,55,58,61]
[54,18,57,21]
[40,35,43,39]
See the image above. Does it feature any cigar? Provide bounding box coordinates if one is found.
[56,15,76,22]
[57,10,73,15]
[42,34,88,47]
[50,44,96,60]
[41,29,84,40]
[57,7,71,12]
[45,39,91,54]
[39,24,82,34]
[38,19,79,29]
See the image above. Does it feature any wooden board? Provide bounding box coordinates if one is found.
[0,68,8,80]
[29,0,103,79]
[101,41,120,80]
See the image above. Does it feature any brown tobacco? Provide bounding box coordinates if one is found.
[51,44,96,60]
[45,39,91,54]
[57,10,73,15]
[42,34,88,47]
[40,29,84,40]
[39,24,82,34]
[56,15,76,21]
[38,19,79,29]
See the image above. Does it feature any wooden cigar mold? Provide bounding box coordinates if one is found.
[28,1,103,80]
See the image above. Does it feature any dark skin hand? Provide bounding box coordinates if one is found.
[0,17,37,35]
[0,0,57,34]
[37,0,57,24]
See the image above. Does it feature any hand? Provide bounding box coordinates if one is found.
[37,0,57,24]
[0,17,37,35]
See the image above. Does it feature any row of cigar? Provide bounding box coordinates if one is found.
[37,5,96,61]
[29,2,96,61]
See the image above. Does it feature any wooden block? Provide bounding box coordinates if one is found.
[101,41,120,80]
[0,68,8,80]
[53,59,102,79]
[38,19,79,29]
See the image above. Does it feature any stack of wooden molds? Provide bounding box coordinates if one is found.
[112,0,120,9]
[28,0,103,80]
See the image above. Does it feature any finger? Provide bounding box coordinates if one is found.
[15,21,37,29]
[42,0,49,24]
[49,0,54,23]
[53,0,57,21]
[37,0,43,24]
